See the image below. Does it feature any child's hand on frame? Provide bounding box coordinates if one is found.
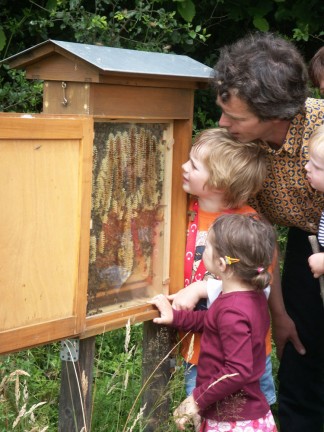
[308,252,324,278]
[149,294,174,324]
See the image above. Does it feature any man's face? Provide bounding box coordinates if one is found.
[216,93,277,143]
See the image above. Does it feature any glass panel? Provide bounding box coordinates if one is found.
[87,122,171,316]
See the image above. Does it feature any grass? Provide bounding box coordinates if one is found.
[0,345,61,431]
[0,322,280,432]
[0,323,189,431]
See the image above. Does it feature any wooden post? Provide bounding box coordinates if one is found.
[142,322,173,431]
[58,337,96,432]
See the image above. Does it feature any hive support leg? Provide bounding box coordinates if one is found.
[58,337,95,432]
[142,321,173,432]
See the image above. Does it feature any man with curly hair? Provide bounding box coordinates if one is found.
[212,32,324,432]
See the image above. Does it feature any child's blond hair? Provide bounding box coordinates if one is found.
[191,128,266,208]
[309,125,324,157]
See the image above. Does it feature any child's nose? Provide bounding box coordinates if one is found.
[182,160,190,171]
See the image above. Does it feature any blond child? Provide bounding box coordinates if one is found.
[151,214,278,432]
[170,128,277,407]
[305,125,324,276]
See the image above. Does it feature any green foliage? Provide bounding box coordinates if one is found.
[0,344,61,431]
[0,324,188,431]
[293,25,324,43]
[0,27,5,52]
[275,225,289,274]
[0,64,43,113]
[1,0,322,60]
[253,16,270,32]
[193,105,218,134]
[24,0,209,53]
[175,0,196,23]
[91,324,144,431]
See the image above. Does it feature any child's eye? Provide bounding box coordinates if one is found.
[191,161,198,170]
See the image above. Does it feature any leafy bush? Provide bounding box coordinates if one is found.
[0,64,43,113]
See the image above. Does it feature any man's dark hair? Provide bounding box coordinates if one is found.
[213,32,309,120]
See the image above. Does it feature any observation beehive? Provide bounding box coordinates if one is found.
[88,122,170,314]
[0,40,213,352]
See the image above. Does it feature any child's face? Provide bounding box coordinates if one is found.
[182,148,213,197]
[203,230,220,276]
[305,143,324,192]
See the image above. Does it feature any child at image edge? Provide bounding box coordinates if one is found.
[169,128,276,407]
[308,46,324,96]
[150,214,278,432]
[305,125,324,276]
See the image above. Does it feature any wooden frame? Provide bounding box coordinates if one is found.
[0,113,93,354]
[0,111,190,351]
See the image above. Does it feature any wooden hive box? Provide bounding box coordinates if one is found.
[0,40,213,353]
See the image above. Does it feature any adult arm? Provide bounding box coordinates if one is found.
[268,255,306,358]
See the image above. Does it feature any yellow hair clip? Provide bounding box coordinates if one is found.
[224,256,240,265]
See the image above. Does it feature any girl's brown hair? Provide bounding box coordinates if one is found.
[211,213,276,291]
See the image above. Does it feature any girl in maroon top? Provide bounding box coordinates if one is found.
[150,214,278,432]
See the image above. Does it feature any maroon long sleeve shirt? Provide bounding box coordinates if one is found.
[172,290,270,422]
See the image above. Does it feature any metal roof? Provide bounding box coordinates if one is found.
[3,39,214,80]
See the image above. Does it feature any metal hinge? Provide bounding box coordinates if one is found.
[60,339,80,362]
